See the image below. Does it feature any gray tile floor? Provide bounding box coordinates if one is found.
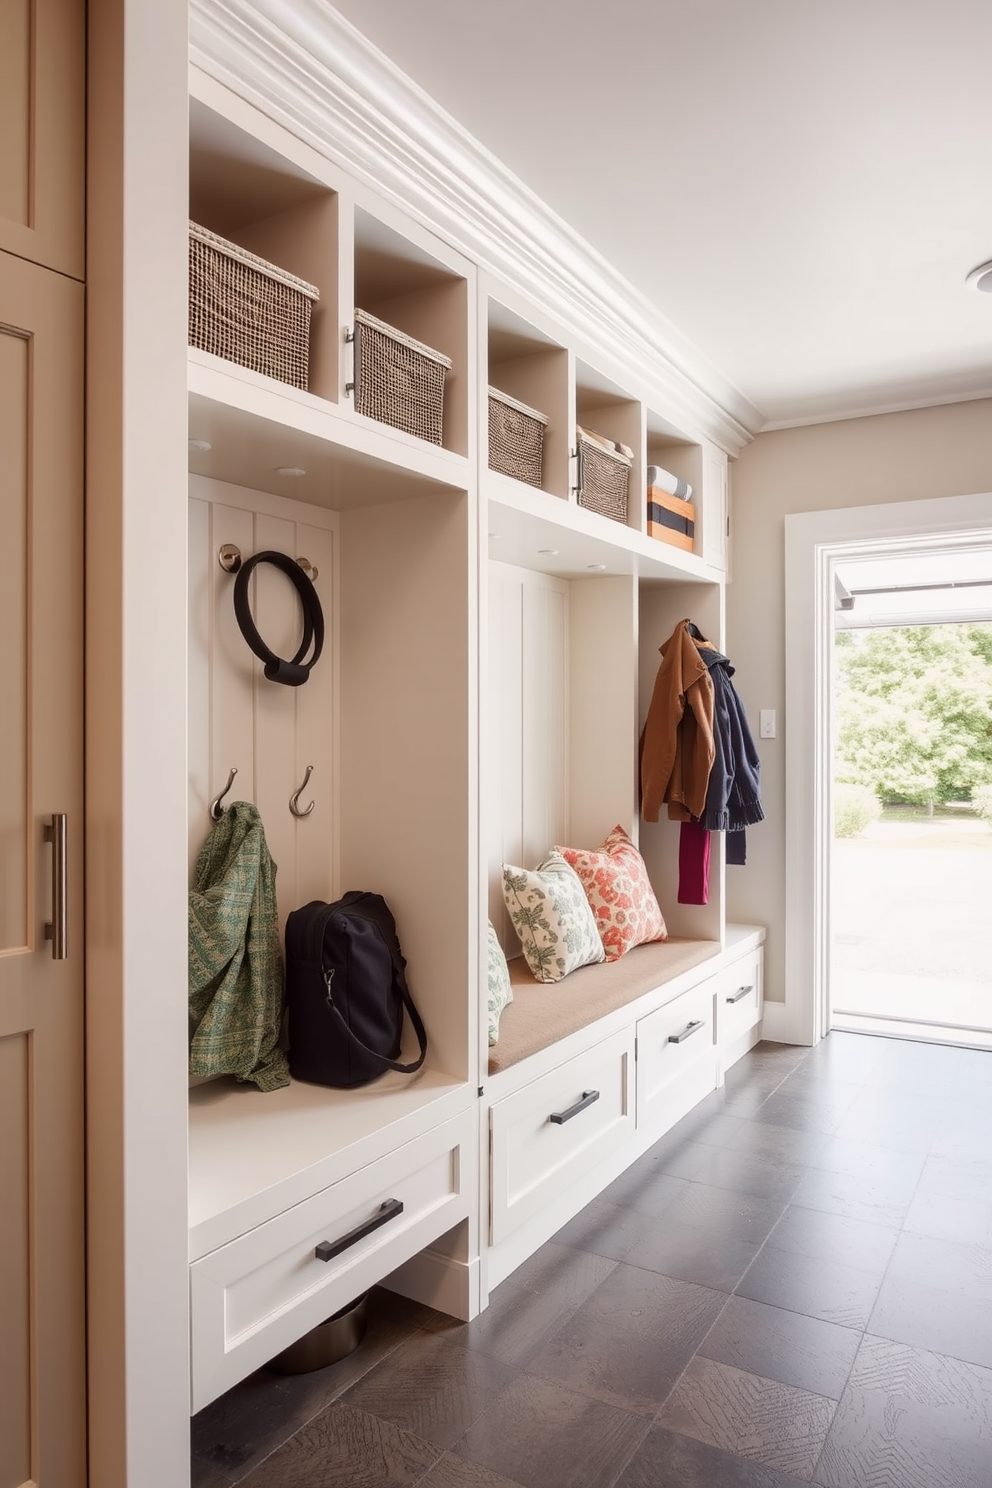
[191,1034,992,1487]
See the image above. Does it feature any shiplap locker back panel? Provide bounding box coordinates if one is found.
[188,475,338,927]
[488,563,569,948]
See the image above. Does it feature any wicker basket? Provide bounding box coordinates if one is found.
[576,427,633,523]
[488,387,548,486]
[351,309,452,444]
[188,222,319,390]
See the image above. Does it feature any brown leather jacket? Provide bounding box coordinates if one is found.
[640,619,716,822]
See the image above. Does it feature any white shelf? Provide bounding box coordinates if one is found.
[188,1069,473,1259]
[485,468,717,584]
[187,348,470,507]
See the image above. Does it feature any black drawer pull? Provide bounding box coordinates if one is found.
[315,1198,404,1262]
[668,1019,705,1044]
[726,984,754,1005]
[550,1089,600,1125]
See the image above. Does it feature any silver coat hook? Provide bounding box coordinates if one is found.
[210,766,238,821]
[290,765,315,818]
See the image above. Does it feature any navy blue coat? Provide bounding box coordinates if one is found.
[695,646,764,857]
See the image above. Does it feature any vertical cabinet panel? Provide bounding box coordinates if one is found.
[0,1033,31,1486]
[0,327,29,949]
[0,250,85,1485]
[488,563,570,946]
[0,0,85,278]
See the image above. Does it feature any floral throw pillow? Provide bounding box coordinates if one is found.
[501,849,605,984]
[487,920,513,1045]
[558,824,667,961]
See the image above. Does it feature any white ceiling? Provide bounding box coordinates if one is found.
[329,0,992,429]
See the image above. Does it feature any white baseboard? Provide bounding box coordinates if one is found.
[760,999,814,1046]
[383,1249,479,1322]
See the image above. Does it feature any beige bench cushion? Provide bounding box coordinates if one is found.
[488,937,721,1075]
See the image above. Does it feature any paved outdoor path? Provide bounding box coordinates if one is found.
[832,819,992,1029]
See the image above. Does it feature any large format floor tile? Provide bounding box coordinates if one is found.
[453,1373,648,1488]
[655,1355,836,1480]
[815,1333,992,1488]
[525,1263,726,1415]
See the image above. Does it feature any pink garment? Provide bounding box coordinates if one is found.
[678,820,711,905]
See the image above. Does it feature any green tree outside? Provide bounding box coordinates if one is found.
[834,623,992,808]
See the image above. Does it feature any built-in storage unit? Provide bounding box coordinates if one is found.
[183,54,763,1421]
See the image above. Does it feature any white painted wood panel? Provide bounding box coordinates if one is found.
[188,476,337,930]
[487,563,570,950]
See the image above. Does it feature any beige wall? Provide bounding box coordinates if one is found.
[726,396,992,1007]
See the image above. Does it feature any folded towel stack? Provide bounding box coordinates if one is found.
[646,464,692,501]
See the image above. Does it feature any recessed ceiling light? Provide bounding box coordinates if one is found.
[966,260,992,293]
[587,563,607,571]
[537,548,559,555]
[188,438,212,452]
[274,466,307,477]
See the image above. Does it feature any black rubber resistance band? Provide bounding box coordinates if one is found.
[233,550,324,686]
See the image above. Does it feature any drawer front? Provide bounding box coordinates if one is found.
[490,1028,634,1246]
[190,1113,470,1411]
[636,980,717,1132]
[714,949,763,1048]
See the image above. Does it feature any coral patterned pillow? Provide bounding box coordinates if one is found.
[557,825,667,961]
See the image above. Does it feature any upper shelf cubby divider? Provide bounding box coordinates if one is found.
[189,97,340,404]
[351,207,470,458]
[486,299,570,500]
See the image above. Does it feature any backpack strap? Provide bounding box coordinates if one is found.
[322,895,428,1075]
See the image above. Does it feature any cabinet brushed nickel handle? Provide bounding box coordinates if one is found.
[668,1019,704,1044]
[727,984,754,1004]
[315,1198,404,1262]
[43,813,68,961]
[550,1089,599,1125]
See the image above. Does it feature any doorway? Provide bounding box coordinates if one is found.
[829,549,992,1047]
[782,492,992,1051]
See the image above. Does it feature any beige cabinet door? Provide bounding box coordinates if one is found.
[0,0,85,278]
[0,251,86,1486]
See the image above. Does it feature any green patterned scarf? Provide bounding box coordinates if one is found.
[188,800,290,1090]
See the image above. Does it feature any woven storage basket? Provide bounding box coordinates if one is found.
[576,427,633,524]
[352,309,452,444]
[488,387,548,486]
[188,222,319,390]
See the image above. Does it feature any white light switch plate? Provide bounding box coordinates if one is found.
[759,709,776,739]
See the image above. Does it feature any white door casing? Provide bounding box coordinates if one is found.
[780,492,992,1049]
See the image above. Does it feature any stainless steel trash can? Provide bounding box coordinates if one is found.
[267,1292,369,1374]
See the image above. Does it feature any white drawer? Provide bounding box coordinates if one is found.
[190,1112,470,1411]
[636,979,717,1133]
[714,948,763,1049]
[490,1028,634,1246]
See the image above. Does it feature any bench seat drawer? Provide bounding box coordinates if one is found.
[714,948,763,1050]
[490,1028,634,1246]
[190,1112,470,1411]
[636,979,717,1133]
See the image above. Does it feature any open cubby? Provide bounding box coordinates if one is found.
[646,406,704,557]
[189,98,339,403]
[487,300,569,498]
[353,208,469,456]
[574,360,643,535]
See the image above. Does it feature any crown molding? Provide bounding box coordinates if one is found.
[189,0,760,454]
